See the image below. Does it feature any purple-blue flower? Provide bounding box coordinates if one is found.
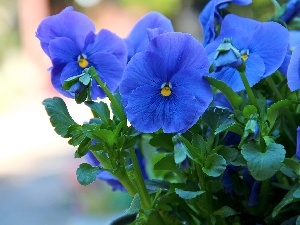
[279,0,300,24]
[36,7,127,99]
[125,11,174,61]
[287,45,300,91]
[199,0,252,46]
[205,14,289,92]
[120,32,213,133]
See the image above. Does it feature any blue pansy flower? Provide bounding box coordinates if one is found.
[199,0,252,46]
[279,0,300,24]
[205,14,289,92]
[125,11,174,61]
[120,32,213,133]
[36,6,127,99]
[287,45,300,91]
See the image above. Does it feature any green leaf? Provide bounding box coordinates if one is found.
[42,97,76,137]
[272,183,300,218]
[243,105,257,119]
[241,142,286,181]
[175,188,205,199]
[149,133,174,151]
[284,158,300,177]
[75,89,87,104]
[76,163,99,185]
[124,194,141,215]
[145,179,171,192]
[202,106,234,131]
[62,74,81,90]
[213,206,238,218]
[85,101,110,124]
[267,99,294,130]
[203,153,226,177]
[218,147,238,164]
[205,76,242,110]
[154,154,180,174]
[75,137,92,158]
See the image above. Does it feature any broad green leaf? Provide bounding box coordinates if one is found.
[124,194,141,215]
[154,155,180,174]
[175,188,205,199]
[218,147,238,164]
[284,158,300,177]
[85,101,110,124]
[203,153,226,177]
[267,99,294,130]
[42,97,76,137]
[76,163,99,185]
[202,106,233,131]
[241,142,286,181]
[205,76,242,110]
[272,183,300,218]
[149,133,174,151]
[213,206,238,218]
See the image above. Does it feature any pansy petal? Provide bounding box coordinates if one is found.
[244,54,265,87]
[85,29,127,67]
[89,52,125,99]
[51,64,74,98]
[171,68,212,104]
[221,14,260,35]
[212,67,244,92]
[125,11,174,60]
[60,61,82,83]
[287,45,300,91]
[212,54,265,92]
[120,51,168,106]
[146,32,209,79]
[36,6,95,56]
[249,22,289,77]
[125,86,164,133]
[48,37,80,65]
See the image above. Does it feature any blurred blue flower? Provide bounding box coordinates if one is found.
[287,45,300,91]
[120,32,213,133]
[279,0,300,24]
[125,11,174,61]
[85,150,148,192]
[199,0,252,46]
[205,14,289,92]
[36,6,127,99]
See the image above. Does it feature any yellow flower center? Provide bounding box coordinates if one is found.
[241,54,248,61]
[78,54,89,68]
[161,83,172,97]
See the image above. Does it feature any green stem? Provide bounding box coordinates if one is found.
[91,150,137,197]
[89,67,126,122]
[196,163,213,225]
[239,70,259,110]
[129,147,152,210]
[257,179,270,216]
